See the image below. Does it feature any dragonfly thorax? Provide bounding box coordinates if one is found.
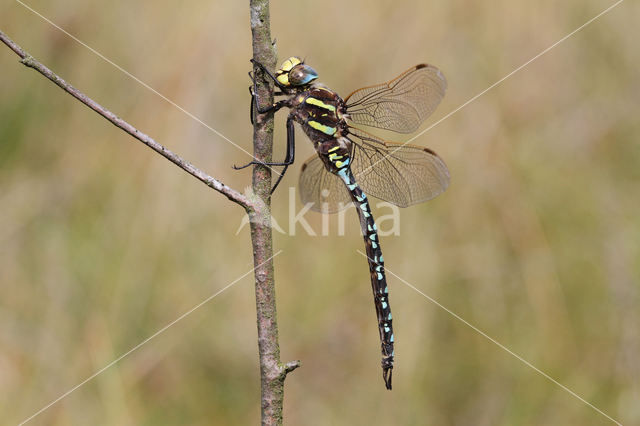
[287,85,349,150]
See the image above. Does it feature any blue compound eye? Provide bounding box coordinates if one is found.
[288,64,318,86]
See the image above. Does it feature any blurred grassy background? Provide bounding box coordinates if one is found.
[1,0,639,424]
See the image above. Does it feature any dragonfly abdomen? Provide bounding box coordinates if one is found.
[335,162,395,390]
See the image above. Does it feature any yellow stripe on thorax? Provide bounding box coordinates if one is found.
[308,120,337,136]
[305,97,336,112]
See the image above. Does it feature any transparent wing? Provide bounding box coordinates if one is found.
[348,127,450,207]
[298,127,450,213]
[344,64,447,134]
[298,154,351,213]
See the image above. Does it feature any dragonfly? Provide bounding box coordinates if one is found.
[236,56,450,389]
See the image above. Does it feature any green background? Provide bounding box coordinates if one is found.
[1,0,638,424]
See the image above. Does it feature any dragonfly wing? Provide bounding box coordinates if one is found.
[344,64,447,134]
[298,154,352,213]
[347,127,450,207]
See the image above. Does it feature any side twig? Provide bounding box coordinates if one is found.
[0,29,253,210]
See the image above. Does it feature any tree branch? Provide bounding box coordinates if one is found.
[2,7,297,422]
[248,1,300,425]
[0,29,254,211]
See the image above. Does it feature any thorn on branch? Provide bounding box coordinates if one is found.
[282,360,301,377]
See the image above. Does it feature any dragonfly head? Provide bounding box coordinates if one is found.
[276,56,318,88]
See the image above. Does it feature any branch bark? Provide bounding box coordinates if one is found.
[249,1,300,425]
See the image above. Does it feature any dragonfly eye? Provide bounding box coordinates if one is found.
[274,57,317,87]
[288,64,318,86]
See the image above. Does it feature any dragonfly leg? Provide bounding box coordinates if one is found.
[232,158,292,170]
[269,116,296,194]
[250,58,289,91]
[248,83,255,125]
[233,116,295,173]
[249,70,288,117]
[254,98,287,115]
[234,116,295,190]
[248,71,287,125]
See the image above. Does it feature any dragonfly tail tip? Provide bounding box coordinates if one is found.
[383,368,393,390]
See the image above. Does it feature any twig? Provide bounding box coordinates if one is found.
[0,29,254,210]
